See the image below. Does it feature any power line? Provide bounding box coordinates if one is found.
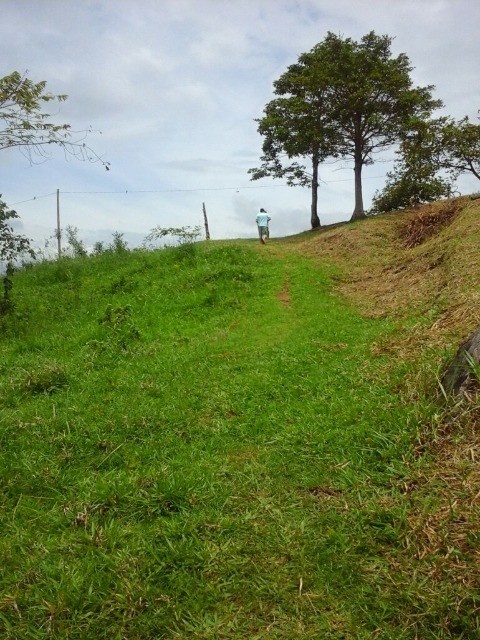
[11,192,56,206]
[10,173,387,205]
[62,175,387,194]
[60,184,291,195]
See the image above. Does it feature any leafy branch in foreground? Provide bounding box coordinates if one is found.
[0,71,109,169]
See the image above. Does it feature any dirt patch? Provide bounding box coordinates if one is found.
[276,273,291,307]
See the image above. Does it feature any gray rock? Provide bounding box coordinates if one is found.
[442,327,480,397]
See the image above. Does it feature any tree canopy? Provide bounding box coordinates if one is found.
[424,114,480,182]
[250,31,441,226]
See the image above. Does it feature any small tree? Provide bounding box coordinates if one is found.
[93,241,105,256]
[110,231,128,253]
[0,71,109,168]
[0,197,35,314]
[65,225,88,258]
[371,118,454,212]
[394,114,480,187]
[371,165,453,213]
[439,115,480,182]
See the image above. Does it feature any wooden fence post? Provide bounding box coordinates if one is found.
[202,202,211,240]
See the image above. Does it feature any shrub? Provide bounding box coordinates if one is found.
[109,232,128,253]
[371,169,453,213]
[65,225,88,258]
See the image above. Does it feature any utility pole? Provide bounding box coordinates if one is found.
[202,202,211,240]
[56,188,62,259]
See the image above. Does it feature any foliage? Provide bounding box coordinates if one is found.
[0,262,15,315]
[92,241,105,256]
[370,134,454,212]
[371,111,480,213]
[408,114,480,182]
[0,197,35,316]
[371,168,452,213]
[0,197,35,264]
[317,32,440,221]
[109,231,128,253]
[440,114,480,180]
[65,225,88,258]
[249,93,338,228]
[144,225,202,246]
[0,71,109,168]
[63,229,129,258]
[250,31,441,224]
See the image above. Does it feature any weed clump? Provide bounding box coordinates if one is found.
[86,304,141,357]
[23,362,69,395]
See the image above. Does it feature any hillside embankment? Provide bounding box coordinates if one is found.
[300,196,480,339]
[1,200,480,638]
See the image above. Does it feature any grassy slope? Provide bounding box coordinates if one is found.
[0,199,479,639]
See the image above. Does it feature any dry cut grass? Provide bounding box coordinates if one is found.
[296,196,480,350]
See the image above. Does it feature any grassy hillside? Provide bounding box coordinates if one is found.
[0,199,479,639]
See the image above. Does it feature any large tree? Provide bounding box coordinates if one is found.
[249,87,338,228]
[0,71,109,168]
[321,32,442,220]
[250,32,441,225]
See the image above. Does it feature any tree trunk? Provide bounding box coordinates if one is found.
[350,126,365,222]
[311,148,321,229]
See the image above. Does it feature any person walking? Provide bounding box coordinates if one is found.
[256,208,271,244]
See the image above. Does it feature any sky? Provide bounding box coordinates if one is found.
[1,0,480,250]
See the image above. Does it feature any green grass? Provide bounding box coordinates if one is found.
[0,240,474,638]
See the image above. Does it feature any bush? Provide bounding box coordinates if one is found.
[109,232,128,253]
[371,156,454,214]
[65,225,88,258]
